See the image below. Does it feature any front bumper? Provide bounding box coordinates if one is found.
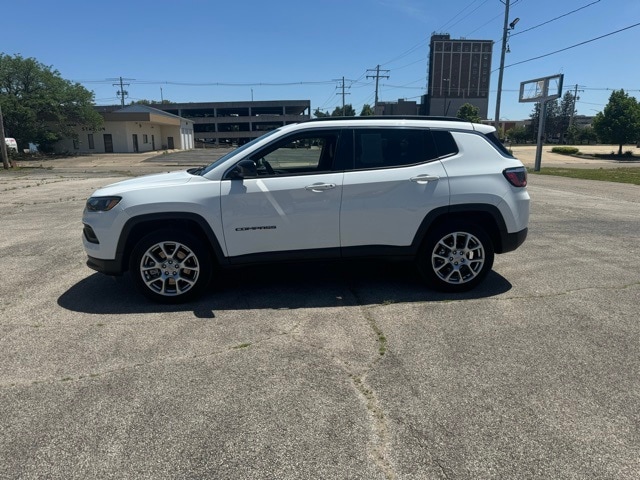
[86,255,125,276]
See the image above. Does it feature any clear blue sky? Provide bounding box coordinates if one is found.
[2,0,639,120]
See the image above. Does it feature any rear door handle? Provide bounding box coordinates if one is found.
[305,183,336,192]
[410,175,440,184]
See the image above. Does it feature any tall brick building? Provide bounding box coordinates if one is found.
[426,34,493,119]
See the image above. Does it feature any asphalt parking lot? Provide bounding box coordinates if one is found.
[1,151,639,479]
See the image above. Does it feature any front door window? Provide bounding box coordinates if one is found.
[220,130,345,258]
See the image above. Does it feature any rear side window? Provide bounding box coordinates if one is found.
[483,131,514,157]
[353,128,439,169]
[431,130,459,157]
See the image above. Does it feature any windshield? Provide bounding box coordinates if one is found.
[197,129,282,176]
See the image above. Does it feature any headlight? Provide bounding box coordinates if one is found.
[85,196,122,212]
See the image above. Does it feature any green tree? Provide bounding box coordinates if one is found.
[0,54,102,152]
[360,104,374,116]
[578,125,598,144]
[506,125,531,144]
[313,108,330,118]
[456,103,481,123]
[545,99,563,141]
[529,100,562,143]
[565,124,580,144]
[592,89,640,154]
[558,91,576,141]
[331,104,356,117]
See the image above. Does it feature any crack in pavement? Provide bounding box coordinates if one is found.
[347,284,397,480]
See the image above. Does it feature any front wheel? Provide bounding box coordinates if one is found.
[418,222,494,292]
[129,230,212,303]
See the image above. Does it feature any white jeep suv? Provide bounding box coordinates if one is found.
[83,117,529,303]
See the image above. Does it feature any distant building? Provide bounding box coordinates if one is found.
[571,115,594,128]
[425,34,493,119]
[57,105,194,154]
[374,99,420,116]
[149,100,311,146]
[482,119,525,134]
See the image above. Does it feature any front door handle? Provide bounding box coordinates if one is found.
[305,183,336,192]
[410,175,440,184]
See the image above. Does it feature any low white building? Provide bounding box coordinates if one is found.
[57,105,194,154]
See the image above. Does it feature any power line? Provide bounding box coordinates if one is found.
[438,0,486,31]
[502,22,640,70]
[380,39,429,67]
[378,0,496,68]
[442,0,491,31]
[466,11,506,37]
[510,0,601,38]
[79,79,337,87]
[392,57,429,72]
[380,83,425,90]
[317,89,338,112]
[462,1,526,40]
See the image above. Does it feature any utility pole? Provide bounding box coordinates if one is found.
[366,65,390,110]
[495,1,519,133]
[567,84,583,132]
[335,77,351,115]
[108,77,134,107]
[0,105,9,169]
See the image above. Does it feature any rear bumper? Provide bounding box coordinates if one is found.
[500,227,528,253]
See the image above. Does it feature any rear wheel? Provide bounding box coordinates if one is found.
[129,230,212,303]
[418,222,494,292]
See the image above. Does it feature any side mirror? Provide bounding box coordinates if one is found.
[228,160,257,179]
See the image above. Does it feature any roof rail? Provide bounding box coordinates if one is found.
[304,115,470,123]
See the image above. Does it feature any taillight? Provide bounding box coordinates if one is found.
[503,167,527,187]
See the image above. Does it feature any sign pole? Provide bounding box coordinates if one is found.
[0,105,10,170]
[535,101,547,172]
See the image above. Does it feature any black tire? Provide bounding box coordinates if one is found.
[418,222,494,292]
[129,229,212,303]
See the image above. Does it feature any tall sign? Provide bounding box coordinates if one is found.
[519,74,564,171]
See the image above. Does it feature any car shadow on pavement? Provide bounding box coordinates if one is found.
[58,261,512,317]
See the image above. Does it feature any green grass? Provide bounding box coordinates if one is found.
[532,167,640,185]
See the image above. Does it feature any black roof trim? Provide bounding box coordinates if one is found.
[304,115,469,123]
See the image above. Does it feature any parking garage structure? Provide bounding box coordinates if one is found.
[150,100,311,147]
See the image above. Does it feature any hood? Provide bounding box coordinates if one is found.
[93,170,198,196]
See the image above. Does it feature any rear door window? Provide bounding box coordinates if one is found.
[353,128,439,169]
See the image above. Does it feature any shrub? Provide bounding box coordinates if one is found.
[551,147,580,155]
